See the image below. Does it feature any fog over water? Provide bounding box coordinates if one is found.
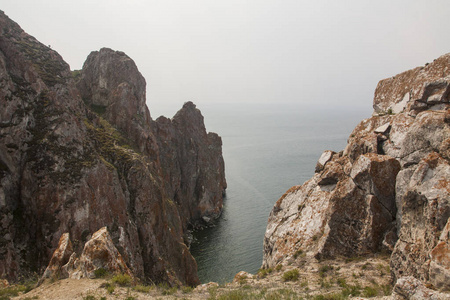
[3,1,450,114]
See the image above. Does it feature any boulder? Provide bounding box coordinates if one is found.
[69,227,132,279]
[38,233,73,284]
[373,53,450,115]
[392,276,449,300]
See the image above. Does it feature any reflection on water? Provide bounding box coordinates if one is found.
[189,103,370,283]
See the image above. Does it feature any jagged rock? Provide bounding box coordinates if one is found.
[154,102,227,229]
[67,227,132,279]
[38,233,73,284]
[76,48,156,154]
[392,276,449,300]
[263,153,399,268]
[391,152,450,290]
[373,53,450,115]
[315,150,335,173]
[263,53,450,295]
[39,228,132,282]
[0,10,225,286]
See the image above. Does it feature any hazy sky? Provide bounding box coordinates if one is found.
[2,1,449,117]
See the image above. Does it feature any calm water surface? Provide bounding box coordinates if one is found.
[159,102,370,284]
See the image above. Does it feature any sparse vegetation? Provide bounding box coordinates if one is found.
[93,268,108,278]
[293,249,304,259]
[319,264,333,277]
[133,284,152,293]
[257,267,273,278]
[111,273,133,287]
[282,268,299,282]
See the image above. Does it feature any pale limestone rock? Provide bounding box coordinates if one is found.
[264,53,450,293]
[429,220,450,291]
[315,150,335,173]
[38,233,73,285]
[375,123,391,134]
[392,276,450,300]
[69,227,132,279]
[391,153,449,287]
[263,154,399,268]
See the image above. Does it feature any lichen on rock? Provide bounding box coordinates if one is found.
[263,53,450,293]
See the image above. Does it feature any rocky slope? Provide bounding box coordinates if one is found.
[0,11,226,286]
[263,53,450,293]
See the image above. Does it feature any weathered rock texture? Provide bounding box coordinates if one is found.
[39,227,132,284]
[263,53,450,292]
[0,11,226,286]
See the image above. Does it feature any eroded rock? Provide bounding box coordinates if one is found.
[0,11,225,286]
[264,53,450,295]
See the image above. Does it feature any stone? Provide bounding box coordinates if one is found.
[263,154,398,268]
[68,227,132,279]
[374,123,391,134]
[0,11,225,286]
[392,276,449,300]
[391,153,450,287]
[315,150,335,173]
[263,52,450,296]
[38,233,73,284]
[429,219,450,291]
[373,53,450,115]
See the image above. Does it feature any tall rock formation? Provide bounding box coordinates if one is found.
[0,11,226,286]
[263,54,449,291]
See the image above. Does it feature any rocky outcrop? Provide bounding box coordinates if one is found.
[154,102,226,229]
[263,53,449,292]
[0,11,226,286]
[392,276,449,300]
[39,227,132,284]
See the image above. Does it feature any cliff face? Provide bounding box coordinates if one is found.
[0,11,226,286]
[263,54,449,291]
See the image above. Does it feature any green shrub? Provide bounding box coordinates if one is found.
[257,268,272,278]
[133,284,151,293]
[282,269,299,282]
[111,273,133,287]
[293,249,304,259]
[275,264,283,271]
[94,268,108,278]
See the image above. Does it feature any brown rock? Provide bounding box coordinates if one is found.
[0,11,225,287]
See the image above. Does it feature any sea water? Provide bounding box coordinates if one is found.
[155,102,371,284]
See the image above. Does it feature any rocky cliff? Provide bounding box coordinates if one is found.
[0,11,226,286]
[263,54,449,292]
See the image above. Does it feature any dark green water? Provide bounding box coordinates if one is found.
[188,102,370,283]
